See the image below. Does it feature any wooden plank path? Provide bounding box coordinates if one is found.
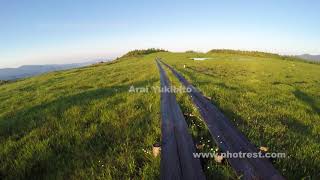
[156,60,205,180]
[160,60,285,180]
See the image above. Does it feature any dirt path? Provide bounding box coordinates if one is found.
[156,60,205,180]
[159,60,284,180]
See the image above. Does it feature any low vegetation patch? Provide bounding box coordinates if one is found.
[0,80,9,85]
[121,48,167,58]
[207,49,281,58]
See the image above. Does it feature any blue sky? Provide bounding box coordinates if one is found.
[0,0,319,68]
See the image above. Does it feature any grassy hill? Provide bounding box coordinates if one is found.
[161,51,320,179]
[0,50,319,179]
[0,56,162,179]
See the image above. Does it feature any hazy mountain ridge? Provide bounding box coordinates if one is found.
[296,54,320,62]
[0,60,106,80]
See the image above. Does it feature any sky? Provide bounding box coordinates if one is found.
[0,0,320,68]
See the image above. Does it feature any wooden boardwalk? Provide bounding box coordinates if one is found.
[160,60,284,180]
[156,60,205,180]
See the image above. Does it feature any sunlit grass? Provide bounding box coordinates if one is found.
[0,51,319,179]
[0,56,161,179]
[160,52,320,179]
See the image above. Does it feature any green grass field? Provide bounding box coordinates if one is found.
[160,51,320,179]
[0,56,162,179]
[0,50,319,179]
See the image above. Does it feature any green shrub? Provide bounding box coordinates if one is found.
[0,80,9,85]
[122,48,167,58]
[185,50,197,53]
[207,49,281,58]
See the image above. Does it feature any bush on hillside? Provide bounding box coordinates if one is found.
[0,80,9,85]
[185,50,197,53]
[207,49,281,58]
[122,48,168,58]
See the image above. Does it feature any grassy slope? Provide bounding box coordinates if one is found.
[0,56,161,179]
[160,52,320,179]
[1,51,319,179]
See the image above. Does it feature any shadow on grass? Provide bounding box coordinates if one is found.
[186,66,216,78]
[0,78,157,139]
[214,82,239,91]
[178,66,239,91]
[0,78,159,179]
[175,67,211,84]
[293,89,320,115]
[279,115,320,143]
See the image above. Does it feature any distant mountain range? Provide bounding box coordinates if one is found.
[0,60,106,80]
[295,54,320,62]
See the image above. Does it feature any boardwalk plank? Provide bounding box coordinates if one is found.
[156,60,205,180]
[160,60,284,180]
